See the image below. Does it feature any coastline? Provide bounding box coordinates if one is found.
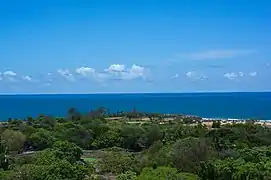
[200,117,271,128]
[1,115,271,123]
[201,117,271,122]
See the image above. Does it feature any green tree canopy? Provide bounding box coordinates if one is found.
[137,167,198,180]
[171,137,211,173]
[1,130,26,153]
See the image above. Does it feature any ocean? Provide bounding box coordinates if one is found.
[0,92,271,121]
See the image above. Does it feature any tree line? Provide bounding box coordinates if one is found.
[0,107,271,179]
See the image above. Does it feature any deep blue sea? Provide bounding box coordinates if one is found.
[0,92,271,121]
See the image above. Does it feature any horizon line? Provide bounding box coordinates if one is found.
[0,90,271,95]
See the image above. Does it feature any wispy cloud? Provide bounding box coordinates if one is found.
[172,73,179,79]
[185,71,207,80]
[105,64,126,72]
[238,72,244,77]
[42,73,53,85]
[57,69,75,82]
[2,70,17,82]
[103,64,147,80]
[224,71,257,80]
[183,50,255,60]
[41,73,53,86]
[249,72,257,77]
[224,72,239,80]
[21,75,32,81]
[0,70,36,83]
[3,71,17,76]
[76,67,96,77]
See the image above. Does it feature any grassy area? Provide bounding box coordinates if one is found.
[82,157,97,162]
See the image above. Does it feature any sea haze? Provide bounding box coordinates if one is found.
[0,92,271,121]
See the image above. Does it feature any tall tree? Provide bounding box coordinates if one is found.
[1,129,26,153]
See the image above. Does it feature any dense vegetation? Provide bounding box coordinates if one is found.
[1,107,271,179]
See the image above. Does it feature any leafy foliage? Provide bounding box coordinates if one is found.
[137,167,199,180]
[0,107,271,179]
[1,130,26,153]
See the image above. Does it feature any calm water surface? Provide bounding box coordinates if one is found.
[0,92,271,120]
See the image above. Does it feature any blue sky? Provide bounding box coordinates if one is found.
[0,0,271,93]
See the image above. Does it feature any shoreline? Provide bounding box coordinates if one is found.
[201,117,271,122]
[1,116,271,123]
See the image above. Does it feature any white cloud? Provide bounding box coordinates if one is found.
[3,70,16,77]
[44,73,53,83]
[22,75,32,81]
[1,71,34,83]
[249,72,257,77]
[1,64,149,86]
[224,71,257,80]
[185,50,255,60]
[105,64,125,72]
[41,73,53,86]
[57,69,75,81]
[103,64,147,80]
[224,72,238,80]
[185,71,207,80]
[2,70,17,81]
[238,72,244,77]
[52,64,148,84]
[172,73,179,79]
[130,64,144,74]
[186,71,194,77]
[125,64,145,79]
[76,66,95,77]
